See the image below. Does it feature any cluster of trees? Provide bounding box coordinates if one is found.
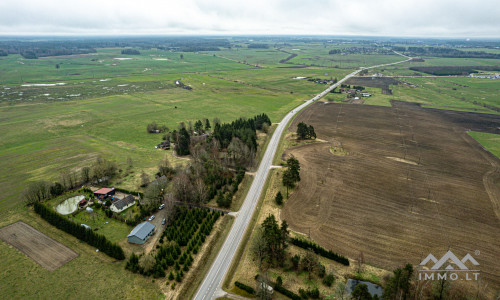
[34,202,125,260]
[161,114,270,167]
[162,119,211,156]
[146,122,168,133]
[171,142,243,208]
[397,46,500,59]
[215,168,245,208]
[296,122,316,140]
[409,66,500,76]
[23,157,117,205]
[379,263,488,300]
[19,48,97,59]
[0,37,232,59]
[248,43,269,49]
[252,215,289,269]
[213,113,271,152]
[121,49,140,55]
[282,156,301,197]
[126,207,221,282]
[329,47,391,55]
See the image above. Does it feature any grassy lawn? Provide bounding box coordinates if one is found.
[468,131,500,159]
[71,207,133,243]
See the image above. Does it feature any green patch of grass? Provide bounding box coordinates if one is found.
[468,131,500,159]
[390,77,500,114]
[71,208,132,243]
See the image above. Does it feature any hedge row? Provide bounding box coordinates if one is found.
[290,237,349,266]
[33,202,125,260]
[274,285,301,300]
[235,281,256,295]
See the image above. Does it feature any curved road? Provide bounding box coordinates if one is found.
[194,53,412,300]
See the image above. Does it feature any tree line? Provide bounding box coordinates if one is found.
[121,49,141,55]
[23,157,117,205]
[33,202,125,260]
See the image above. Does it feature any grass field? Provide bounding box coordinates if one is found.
[468,131,500,158]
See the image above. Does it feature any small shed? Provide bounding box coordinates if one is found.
[94,187,115,199]
[128,222,155,244]
[110,195,136,213]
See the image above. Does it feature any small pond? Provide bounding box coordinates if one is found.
[56,195,85,215]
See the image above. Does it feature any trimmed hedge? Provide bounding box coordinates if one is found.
[290,237,349,266]
[235,281,256,295]
[33,202,125,260]
[274,285,301,300]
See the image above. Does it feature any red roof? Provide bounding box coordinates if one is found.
[94,188,114,195]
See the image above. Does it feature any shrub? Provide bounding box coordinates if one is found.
[322,273,335,287]
[275,285,301,300]
[234,281,256,295]
[276,276,283,287]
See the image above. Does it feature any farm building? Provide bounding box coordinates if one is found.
[94,187,115,199]
[128,222,155,244]
[78,199,88,207]
[110,195,136,213]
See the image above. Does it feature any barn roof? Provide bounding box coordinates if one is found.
[128,222,155,240]
[94,187,114,195]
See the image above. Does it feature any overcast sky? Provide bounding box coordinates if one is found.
[1,0,499,38]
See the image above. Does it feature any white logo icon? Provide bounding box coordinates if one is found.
[420,250,479,270]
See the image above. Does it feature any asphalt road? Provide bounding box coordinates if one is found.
[193,53,411,300]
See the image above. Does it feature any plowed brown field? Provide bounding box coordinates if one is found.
[0,222,78,271]
[282,101,500,289]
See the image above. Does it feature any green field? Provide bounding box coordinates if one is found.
[468,131,500,158]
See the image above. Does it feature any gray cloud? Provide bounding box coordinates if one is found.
[0,0,499,37]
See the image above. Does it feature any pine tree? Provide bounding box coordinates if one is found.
[275,191,283,205]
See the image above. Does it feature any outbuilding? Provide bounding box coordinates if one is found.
[94,187,115,199]
[127,222,155,244]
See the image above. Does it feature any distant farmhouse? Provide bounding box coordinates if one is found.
[110,195,136,213]
[128,222,155,244]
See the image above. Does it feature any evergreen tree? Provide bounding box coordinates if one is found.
[204,118,211,132]
[275,191,283,205]
[176,127,191,156]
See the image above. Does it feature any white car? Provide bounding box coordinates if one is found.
[159,204,165,210]
[149,215,155,221]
